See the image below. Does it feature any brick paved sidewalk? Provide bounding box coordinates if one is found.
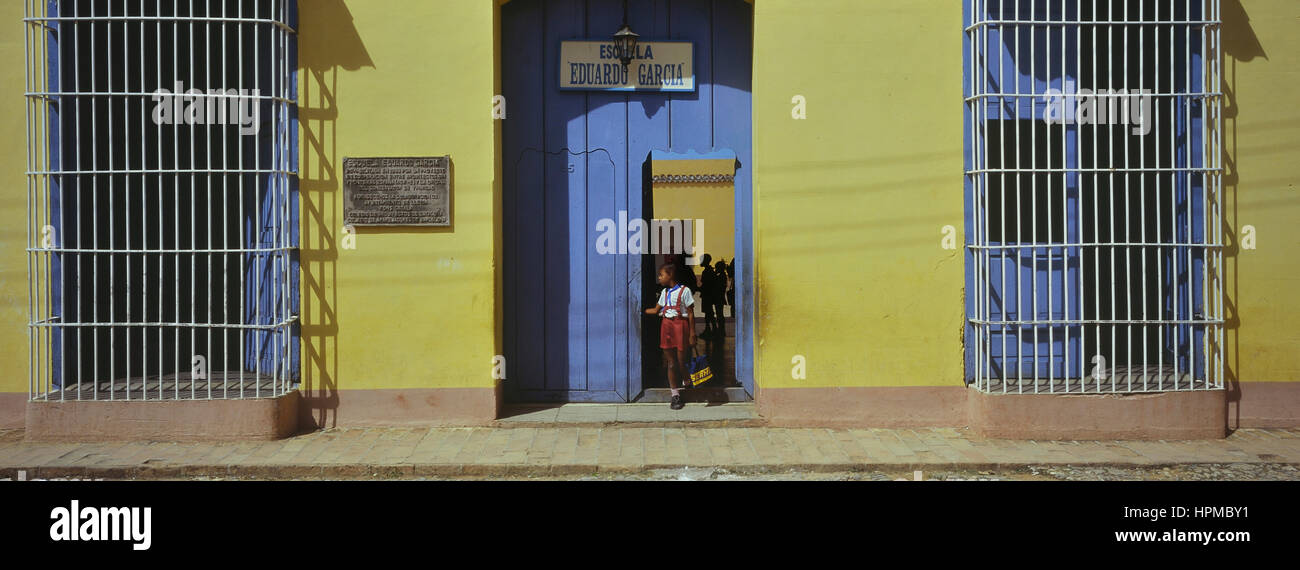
[2,425,1299,479]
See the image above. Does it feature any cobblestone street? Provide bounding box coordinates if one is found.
[3,423,1298,481]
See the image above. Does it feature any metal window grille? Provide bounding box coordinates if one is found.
[24,0,299,401]
[964,0,1223,393]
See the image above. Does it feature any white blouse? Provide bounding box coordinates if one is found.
[657,285,695,318]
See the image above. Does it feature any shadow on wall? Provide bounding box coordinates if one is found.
[1221,0,1267,432]
[297,0,374,430]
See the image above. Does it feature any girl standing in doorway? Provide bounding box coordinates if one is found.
[645,263,696,410]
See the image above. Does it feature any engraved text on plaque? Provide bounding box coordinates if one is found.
[343,156,450,226]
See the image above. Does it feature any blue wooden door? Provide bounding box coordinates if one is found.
[502,0,753,402]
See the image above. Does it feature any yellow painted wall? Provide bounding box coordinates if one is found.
[297,0,499,394]
[751,0,966,389]
[1,0,1298,415]
[1221,0,1300,383]
[0,0,27,395]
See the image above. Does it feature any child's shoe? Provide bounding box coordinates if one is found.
[670,394,685,410]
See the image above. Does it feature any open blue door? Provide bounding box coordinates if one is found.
[502,0,753,402]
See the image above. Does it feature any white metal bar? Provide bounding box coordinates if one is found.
[1112,0,1123,393]
[1013,0,1024,394]
[222,0,230,398]
[156,0,165,402]
[109,3,119,399]
[1122,0,1132,393]
[254,0,262,398]
[1184,0,1193,391]
[238,1,246,398]
[189,0,198,400]
[206,0,213,400]
[79,2,89,401]
[1029,0,1039,392]
[172,0,180,401]
[1061,0,1070,393]
[126,4,135,400]
[25,0,35,400]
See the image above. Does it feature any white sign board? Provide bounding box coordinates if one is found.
[559,40,695,93]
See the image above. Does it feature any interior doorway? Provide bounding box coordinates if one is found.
[639,151,745,401]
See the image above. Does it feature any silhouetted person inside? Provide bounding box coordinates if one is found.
[709,259,729,338]
[724,259,736,313]
[699,254,721,337]
[663,253,698,298]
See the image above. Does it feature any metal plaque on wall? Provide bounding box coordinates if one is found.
[342,156,451,226]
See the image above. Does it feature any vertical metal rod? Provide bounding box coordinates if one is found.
[270,0,280,395]
[1140,0,1149,391]
[977,0,987,393]
[1106,0,1116,393]
[124,3,132,401]
[1159,0,1170,393]
[108,2,117,400]
[1170,0,1179,390]
[138,0,147,398]
[92,2,102,401]
[46,1,54,400]
[254,0,263,398]
[172,0,180,401]
[1206,0,1216,390]
[1090,3,1100,393]
[1079,0,1088,392]
[1013,0,1023,394]
[24,0,35,400]
[977,0,985,391]
[1122,0,1132,393]
[77,2,87,402]
[42,0,51,400]
[33,4,41,400]
[157,0,164,402]
[205,0,213,400]
[222,0,230,398]
[1184,0,1193,391]
[279,0,290,396]
[1040,0,1050,393]
[238,1,246,398]
[972,0,977,393]
[1198,1,1207,388]
[1029,0,1040,393]
[189,0,197,400]
[997,0,1007,394]
[1061,0,1070,392]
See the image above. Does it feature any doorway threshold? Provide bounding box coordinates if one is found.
[496,403,761,427]
[636,387,751,403]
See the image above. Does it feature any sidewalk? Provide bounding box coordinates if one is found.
[2,404,1299,479]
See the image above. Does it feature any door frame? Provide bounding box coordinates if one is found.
[500,0,755,403]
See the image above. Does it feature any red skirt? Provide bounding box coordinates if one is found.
[659,317,691,350]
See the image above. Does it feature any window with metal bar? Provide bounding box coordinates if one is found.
[963,0,1224,393]
[24,0,299,402]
